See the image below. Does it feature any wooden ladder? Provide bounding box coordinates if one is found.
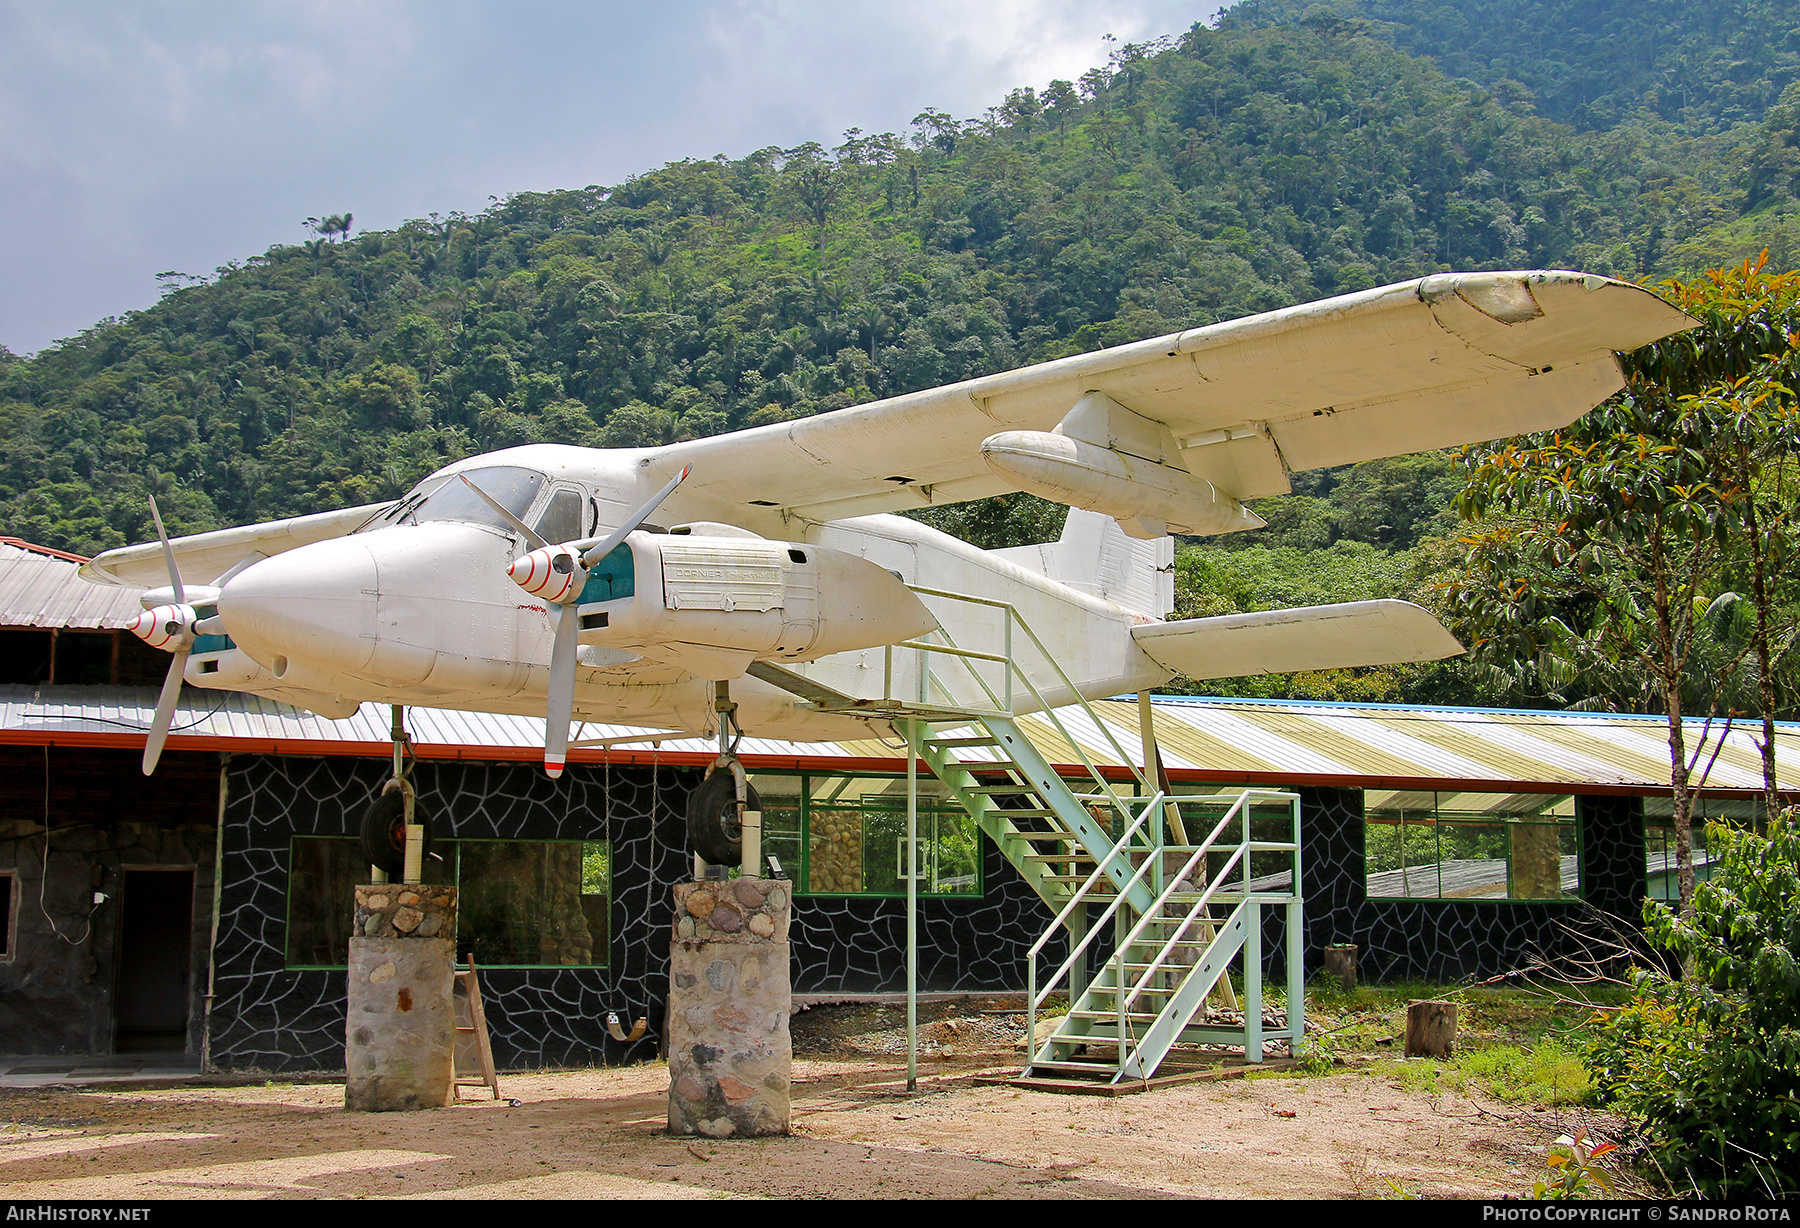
[453,957,501,1101]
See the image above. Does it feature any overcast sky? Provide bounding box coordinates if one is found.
[0,0,1223,356]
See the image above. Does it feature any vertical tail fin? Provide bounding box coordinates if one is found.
[990,509,1174,618]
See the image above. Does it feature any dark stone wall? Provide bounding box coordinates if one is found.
[0,749,219,1057]
[209,753,690,1073]
[17,747,1657,1067]
[786,834,1059,994]
[1285,786,1648,982]
[209,754,1062,1073]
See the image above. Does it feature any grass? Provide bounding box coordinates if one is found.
[1383,1041,1592,1106]
[1256,978,1629,1107]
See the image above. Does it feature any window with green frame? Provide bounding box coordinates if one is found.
[1363,791,1578,901]
[1643,796,1761,902]
[286,837,610,969]
[748,772,981,897]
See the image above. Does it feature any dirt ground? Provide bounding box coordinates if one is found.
[0,1002,1613,1200]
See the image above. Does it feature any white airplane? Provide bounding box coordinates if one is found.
[83,270,1692,788]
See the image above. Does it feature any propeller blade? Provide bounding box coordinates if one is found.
[537,467,689,779]
[576,465,691,568]
[143,650,188,775]
[146,493,184,604]
[543,602,580,778]
[458,474,551,549]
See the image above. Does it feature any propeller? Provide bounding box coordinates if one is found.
[500,465,691,777]
[135,494,197,775]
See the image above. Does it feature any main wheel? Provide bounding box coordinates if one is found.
[688,771,759,866]
[361,788,434,878]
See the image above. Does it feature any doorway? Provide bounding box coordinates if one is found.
[114,868,194,1054]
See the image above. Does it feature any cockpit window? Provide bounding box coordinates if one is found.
[361,466,548,533]
[533,488,584,545]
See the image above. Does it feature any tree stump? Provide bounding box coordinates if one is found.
[1405,999,1457,1058]
[1323,944,1358,990]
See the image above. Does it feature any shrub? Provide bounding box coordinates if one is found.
[1585,812,1800,1197]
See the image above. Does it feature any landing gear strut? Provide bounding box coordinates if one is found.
[686,681,762,876]
[363,704,431,882]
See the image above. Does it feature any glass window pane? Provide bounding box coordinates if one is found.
[410,466,546,531]
[533,488,584,544]
[749,774,802,882]
[1365,793,1576,900]
[457,840,606,967]
[287,837,365,966]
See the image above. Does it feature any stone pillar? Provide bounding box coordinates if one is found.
[667,877,790,1137]
[345,883,457,1112]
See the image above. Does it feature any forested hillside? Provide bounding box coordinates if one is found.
[4,2,1799,709]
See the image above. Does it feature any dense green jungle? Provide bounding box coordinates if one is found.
[6,0,1800,713]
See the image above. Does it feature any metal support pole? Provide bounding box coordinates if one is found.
[1137,691,1187,845]
[1287,792,1306,1055]
[906,717,918,1092]
[1244,902,1263,1064]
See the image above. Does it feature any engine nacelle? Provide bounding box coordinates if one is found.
[980,429,1266,540]
[573,532,936,678]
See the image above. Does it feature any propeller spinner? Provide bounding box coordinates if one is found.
[490,464,691,778]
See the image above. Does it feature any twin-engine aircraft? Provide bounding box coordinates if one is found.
[84,270,1693,777]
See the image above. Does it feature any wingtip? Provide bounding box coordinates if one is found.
[545,760,565,779]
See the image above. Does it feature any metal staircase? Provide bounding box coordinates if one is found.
[752,586,1305,1084]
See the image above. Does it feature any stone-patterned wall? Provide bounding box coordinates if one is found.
[210,754,1063,1071]
[1287,787,1648,982]
[787,834,1060,994]
[209,753,692,1073]
[208,757,1656,1071]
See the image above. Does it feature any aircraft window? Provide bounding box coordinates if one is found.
[358,477,449,531]
[407,466,546,531]
[534,489,584,545]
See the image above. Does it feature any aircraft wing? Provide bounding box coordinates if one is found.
[81,501,394,588]
[652,270,1693,525]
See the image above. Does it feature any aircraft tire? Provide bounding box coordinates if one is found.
[361,788,434,878]
[688,772,758,866]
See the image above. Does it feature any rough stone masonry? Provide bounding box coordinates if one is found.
[345,882,457,1111]
[667,877,791,1137]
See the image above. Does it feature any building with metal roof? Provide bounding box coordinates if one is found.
[0,538,1774,1071]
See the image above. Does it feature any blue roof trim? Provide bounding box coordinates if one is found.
[1113,692,1800,730]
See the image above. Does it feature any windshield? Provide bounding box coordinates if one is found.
[361,466,547,533]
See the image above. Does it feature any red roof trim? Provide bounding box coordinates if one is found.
[0,537,91,564]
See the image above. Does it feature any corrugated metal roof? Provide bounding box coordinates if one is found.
[1,684,1794,796]
[0,543,144,630]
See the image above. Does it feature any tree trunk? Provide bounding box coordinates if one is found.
[1405,1000,1457,1058]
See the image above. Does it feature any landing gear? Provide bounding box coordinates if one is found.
[367,704,430,883]
[688,771,759,866]
[361,787,434,879]
[686,681,762,875]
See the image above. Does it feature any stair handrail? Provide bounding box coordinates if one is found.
[1116,789,1298,1015]
[1023,792,1165,1061]
[905,585,1154,800]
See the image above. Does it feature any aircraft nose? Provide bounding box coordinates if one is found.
[218,536,380,675]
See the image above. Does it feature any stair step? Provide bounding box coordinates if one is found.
[926,736,1002,749]
[1004,830,1083,841]
[1021,852,1096,863]
[1026,1059,1120,1076]
[995,808,1061,819]
[969,784,1039,795]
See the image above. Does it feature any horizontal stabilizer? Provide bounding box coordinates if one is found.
[1133,600,1464,681]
